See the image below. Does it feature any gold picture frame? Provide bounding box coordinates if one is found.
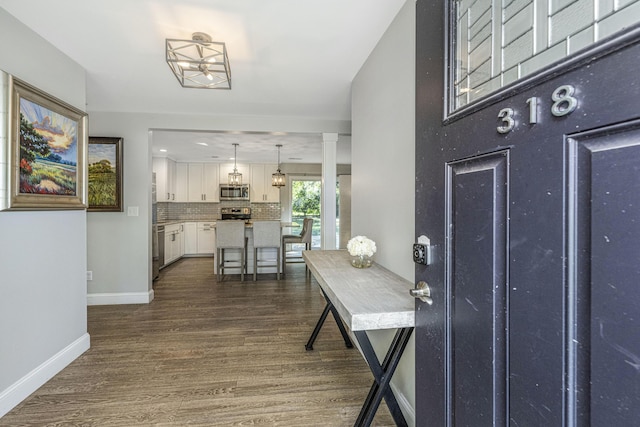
[5,75,87,210]
[88,136,123,212]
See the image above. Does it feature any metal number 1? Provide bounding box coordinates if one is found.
[526,97,538,124]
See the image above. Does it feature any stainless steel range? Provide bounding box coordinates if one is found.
[220,207,251,222]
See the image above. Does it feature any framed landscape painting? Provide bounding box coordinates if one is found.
[88,136,123,212]
[6,76,87,210]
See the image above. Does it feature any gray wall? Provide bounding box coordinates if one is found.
[338,174,352,249]
[351,0,416,423]
[0,9,89,416]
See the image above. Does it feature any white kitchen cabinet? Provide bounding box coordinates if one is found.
[174,163,188,202]
[250,163,280,202]
[164,223,184,264]
[197,222,215,254]
[153,157,178,202]
[183,221,215,255]
[187,163,219,202]
[219,162,251,186]
[183,222,198,255]
[166,224,176,264]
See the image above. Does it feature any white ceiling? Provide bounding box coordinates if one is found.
[151,129,352,164]
[0,0,406,164]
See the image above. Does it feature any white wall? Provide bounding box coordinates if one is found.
[0,8,89,417]
[351,0,416,424]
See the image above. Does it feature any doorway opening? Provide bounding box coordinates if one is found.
[290,178,321,250]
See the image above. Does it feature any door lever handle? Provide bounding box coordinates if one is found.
[410,281,433,305]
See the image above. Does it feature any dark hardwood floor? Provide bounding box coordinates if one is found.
[1,258,395,426]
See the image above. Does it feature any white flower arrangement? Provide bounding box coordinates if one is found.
[347,235,377,258]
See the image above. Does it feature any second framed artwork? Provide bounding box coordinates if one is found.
[88,136,123,212]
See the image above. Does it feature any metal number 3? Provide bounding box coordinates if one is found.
[497,108,515,134]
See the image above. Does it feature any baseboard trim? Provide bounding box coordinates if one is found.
[87,289,154,306]
[0,333,90,418]
[391,382,416,426]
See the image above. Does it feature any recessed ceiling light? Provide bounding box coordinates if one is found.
[160,149,168,152]
[196,142,209,146]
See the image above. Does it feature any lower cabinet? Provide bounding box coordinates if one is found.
[197,222,215,254]
[184,222,215,256]
[184,223,198,254]
[164,223,184,265]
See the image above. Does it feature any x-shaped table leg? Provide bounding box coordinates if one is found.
[305,290,353,351]
[353,327,414,427]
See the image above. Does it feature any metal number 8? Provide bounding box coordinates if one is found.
[551,85,578,117]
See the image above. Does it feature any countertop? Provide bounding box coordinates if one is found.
[302,250,415,331]
[156,220,293,228]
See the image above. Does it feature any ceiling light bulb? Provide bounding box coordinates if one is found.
[199,65,214,81]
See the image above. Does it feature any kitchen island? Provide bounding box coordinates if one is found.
[158,220,292,275]
[213,221,293,275]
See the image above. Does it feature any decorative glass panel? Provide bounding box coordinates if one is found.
[451,0,640,112]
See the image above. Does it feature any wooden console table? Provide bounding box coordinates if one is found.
[302,250,414,427]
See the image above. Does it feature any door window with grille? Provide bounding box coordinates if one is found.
[451,0,640,113]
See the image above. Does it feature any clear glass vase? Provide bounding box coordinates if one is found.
[351,254,372,268]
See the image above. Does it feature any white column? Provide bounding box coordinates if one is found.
[321,133,338,250]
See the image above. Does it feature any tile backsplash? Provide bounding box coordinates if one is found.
[157,202,281,221]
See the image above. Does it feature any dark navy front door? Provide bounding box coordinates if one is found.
[415,1,640,424]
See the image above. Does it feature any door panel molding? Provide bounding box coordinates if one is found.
[566,120,640,425]
[445,150,509,425]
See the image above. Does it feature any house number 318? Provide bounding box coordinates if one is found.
[497,85,578,134]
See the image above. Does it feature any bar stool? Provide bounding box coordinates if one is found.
[282,217,313,276]
[216,220,248,282]
[252,220,282,281]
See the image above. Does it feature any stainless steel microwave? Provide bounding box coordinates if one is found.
[219,184,250,201]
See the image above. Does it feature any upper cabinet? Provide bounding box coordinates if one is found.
[174,163,188,203]
[153,157,177,202]
[154,159,282,204]
[187,163,219,202]
[250,164,280,202]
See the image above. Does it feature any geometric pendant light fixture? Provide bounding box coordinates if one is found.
[166,32,231,89]
[228,143,242,186]
[271,144,286,187]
